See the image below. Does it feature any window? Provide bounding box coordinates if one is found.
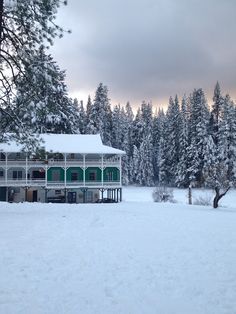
[71,172,78,181]
[89,171,96,181]
[107,171,113,181]
[52,170,60,181]
[13,170,22,180]
[0,170,4,177]
[70,154,75,159]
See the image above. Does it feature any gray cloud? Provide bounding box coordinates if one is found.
[50,0,236,107]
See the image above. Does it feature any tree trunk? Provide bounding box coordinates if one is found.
[0,0,3,52]
[213,186,230,208]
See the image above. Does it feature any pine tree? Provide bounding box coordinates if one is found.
[153,108,165,184]
[0,0,69,142]
[122,102,134,184]
[176,96,189,187]
[77,100,86,134]
[138,134,154,186]
[210,82,224,146]
[187,89,210,186]
[87,83,112,145]
[12,46,76,134]
[160,96,180,185]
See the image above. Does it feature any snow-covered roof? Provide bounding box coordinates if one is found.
[0,134,126,155]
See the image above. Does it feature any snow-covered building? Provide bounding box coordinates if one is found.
[0,134,125,203]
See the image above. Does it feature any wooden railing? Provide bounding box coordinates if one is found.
[0,160,120,168]
[0,179,121,187]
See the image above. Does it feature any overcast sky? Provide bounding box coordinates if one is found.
[50,0,236,108]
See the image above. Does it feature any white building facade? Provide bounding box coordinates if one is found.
[0,134,125,203]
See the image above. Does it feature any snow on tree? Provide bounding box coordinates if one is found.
[12,46,76,134]
[137,134,155,186]
[210,82,225,146]
[176,95,189,187]
[153,108,165,183]
[159,96,180,185]
[76,99,86,134]
[0,0,69,142]
[87,83,112,145]
[187,89,210,186]
[122,102,134,185]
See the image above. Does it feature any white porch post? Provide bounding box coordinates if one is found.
[101,154,104,186]
[45,154,48,188]
[119,154,122,186]
[83,154,86,187]
[5,152,8,185]
[64,153,67,187]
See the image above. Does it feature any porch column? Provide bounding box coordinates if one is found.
[64,153,67,188]
[45,154,48,188]
[101,154,104,187]
[5,152,8,185]
[83,154,86,187]
[25,153,28,185]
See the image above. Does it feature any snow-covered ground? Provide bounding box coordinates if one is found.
[1,187,236,314]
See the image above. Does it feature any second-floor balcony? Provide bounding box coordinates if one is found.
[0,158,120,168]
[0,178,121,188]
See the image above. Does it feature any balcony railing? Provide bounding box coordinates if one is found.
[0,160,120,168]
[0,179,121,187]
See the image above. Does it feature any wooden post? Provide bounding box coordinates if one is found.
[101,154,104,187]
[188,184,192,205]
[45,188,48,203]
[25,187,28,202]
[5,152,8,185]
[64,153,67,188]
[83,154,86,187]
[64,188,67,203]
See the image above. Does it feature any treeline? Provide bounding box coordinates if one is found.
[79,82,236,188]
[3,78,236,188]
[83,83,236,188]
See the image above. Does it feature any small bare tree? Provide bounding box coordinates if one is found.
[204,162,231,208]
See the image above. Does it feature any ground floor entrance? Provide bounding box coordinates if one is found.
[0,186,122,203]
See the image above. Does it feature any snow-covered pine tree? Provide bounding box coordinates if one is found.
[76,100,86,134]
[210,82,225,146]
[137,134,155,186]
[13,46,76,134]
[175,95,189,187]
[112,104,123,149]
[218,95,236,184]
[85,95,92,133]
[87,83,112,145]
[0,0,69,142]
[131,145,140,184]
[131,107,143,149]
[122,102,134,185]
[153,108,165,184]
[160,96,180,185]
[187,89,210,186]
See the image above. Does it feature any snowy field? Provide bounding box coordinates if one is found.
[1,187,236,314]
